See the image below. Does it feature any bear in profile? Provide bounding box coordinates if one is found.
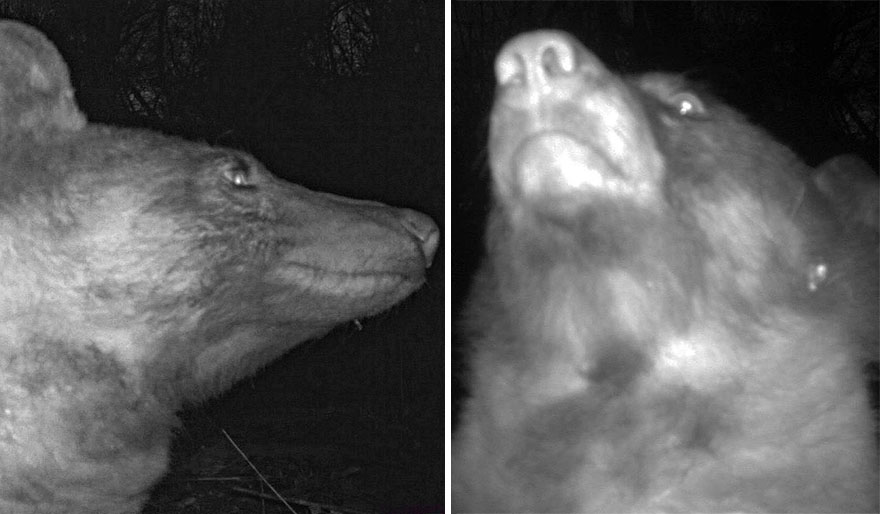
[0,20,438,514]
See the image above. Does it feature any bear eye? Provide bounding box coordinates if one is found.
[670,92,705,117]
[230,170,250,187]
[221,156,256,188]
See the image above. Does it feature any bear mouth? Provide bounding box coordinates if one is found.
[273,261,424,299]
[513,131,617,194]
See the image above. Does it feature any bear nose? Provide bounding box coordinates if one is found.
[494,30,609,98]
[398,208,440,268]
[495,30,578,88]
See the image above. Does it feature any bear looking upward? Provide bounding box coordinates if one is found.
[453,30,877,513]
[0,20,438,514]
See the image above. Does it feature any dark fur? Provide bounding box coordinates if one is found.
[454,30,878,513]
[0,21,438,514]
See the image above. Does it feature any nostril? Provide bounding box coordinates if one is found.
[495,50,525,86]
[539,40,576,77]
[398,209,440,268]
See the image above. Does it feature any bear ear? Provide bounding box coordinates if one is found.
[814,154,878,231]
[0,20,86,143]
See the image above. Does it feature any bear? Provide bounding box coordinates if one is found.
[452,30,878,513]
[0,20,439,514]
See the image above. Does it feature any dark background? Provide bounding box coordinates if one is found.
[452,1,879,424]
[0,1,443,513]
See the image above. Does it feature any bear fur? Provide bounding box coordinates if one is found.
[0,20,438,514]
[453,30,878,513]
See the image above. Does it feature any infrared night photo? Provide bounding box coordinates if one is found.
[452,3,878,513]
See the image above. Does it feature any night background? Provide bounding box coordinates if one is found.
[452,2,879,424]
[0,1,443,513]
